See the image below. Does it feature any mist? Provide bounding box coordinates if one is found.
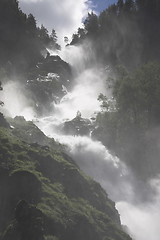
[52,68,106,119]
[39,43,109,121]
[2,42,160,240]
[36,44,160,240]
[1,81,35,120]
[2,1,160,239]
[117,177,160,240]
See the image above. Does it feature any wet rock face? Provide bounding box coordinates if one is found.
[40,55,72,85]
[63,114,93,136]
[27,55,73,115]
[0,169,42,232]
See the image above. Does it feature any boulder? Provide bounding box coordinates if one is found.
[63,113,93,136]
[2,200,44,240]
[0,113,10,128]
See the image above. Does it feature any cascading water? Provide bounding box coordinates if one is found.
[34,44,138,238]
[36,44,160,240]
[2,43,160,240]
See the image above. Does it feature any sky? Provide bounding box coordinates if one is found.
[92,0,117,12]
[19,0,117,45]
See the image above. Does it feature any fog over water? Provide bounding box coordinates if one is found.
[2,44,160,240]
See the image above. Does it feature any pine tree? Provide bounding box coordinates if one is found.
[117,0,124,14]
[124,0,135,13]
[84,12,99,36]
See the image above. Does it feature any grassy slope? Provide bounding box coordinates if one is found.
[0,117,132,240]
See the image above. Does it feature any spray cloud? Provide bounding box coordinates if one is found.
[1,81,35,120]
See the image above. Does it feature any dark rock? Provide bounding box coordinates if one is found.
[8,116,55,147]
[42,55,72,84]
[9,170,41,205]
[0,113,10,128]
[26,55,73,114]
[0,168,10,231]
[2,200,44,240]
[63,113,93,136]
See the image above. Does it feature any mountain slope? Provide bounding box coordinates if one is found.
[0,116,132,240]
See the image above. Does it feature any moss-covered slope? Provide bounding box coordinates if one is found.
[0,117,131,240]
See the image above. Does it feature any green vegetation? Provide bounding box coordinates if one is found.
[94,62,160,179]
[71,0,160,69]
[0,117,131,240]
[0,0,60,76]
[113,62,160,127]
[1,0,160,238]
[70,1,160,181]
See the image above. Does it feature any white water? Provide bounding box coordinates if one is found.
[52,67,106,119]
[2,43,160,240]
[36,119,134,202]
[1,81,35,120]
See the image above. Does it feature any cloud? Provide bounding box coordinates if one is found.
[19,0,92,45]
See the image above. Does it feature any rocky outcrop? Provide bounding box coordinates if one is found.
[2,200,44,240]
[0,113,10,128]
[63,112,93,136]
[39,55,72,85]
[7,116,55,147]
[27,55,73,115]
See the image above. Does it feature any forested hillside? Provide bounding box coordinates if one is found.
[70,0,160,179]
[71,0,160,68]
[0,0,60,76]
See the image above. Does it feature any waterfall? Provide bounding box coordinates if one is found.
[2,43,160,240]
[36,44,160,240]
